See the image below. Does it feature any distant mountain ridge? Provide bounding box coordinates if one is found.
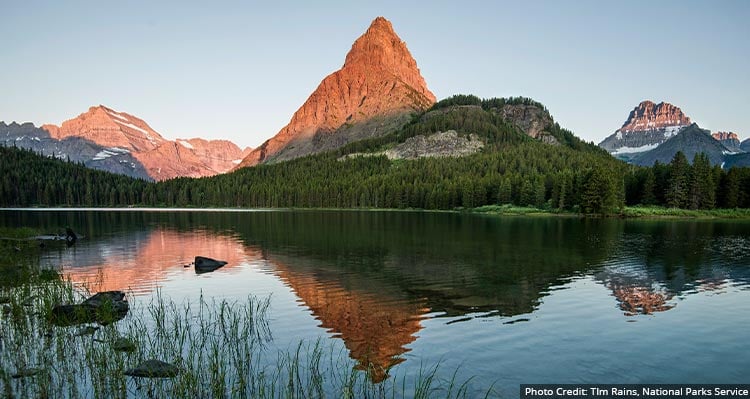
[712,131,742,153]
[3,105,251,181]
[599,100,745,167]
[237,16,436,168]
[629,123,729,166]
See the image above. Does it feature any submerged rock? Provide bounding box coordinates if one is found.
[65,227,77,247]
[12,367,43,379]
[34,227,82,247]
[112,337,137,352]
[124,359,180,378]
[49,290,129,326]
[194,256,227,274]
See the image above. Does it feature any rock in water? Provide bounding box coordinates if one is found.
[194,256,228,274]
[65,227,77,247]
[112,337,137,352]
[124,359,180,378]
[12,367,43,379]
[49,290,129,326]
[83,291,125,307]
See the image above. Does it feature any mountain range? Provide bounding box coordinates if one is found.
[598,100,747,167]
[2,16,748,183]
[3,105,251,181]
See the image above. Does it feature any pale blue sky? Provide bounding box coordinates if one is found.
[2,1,748,148]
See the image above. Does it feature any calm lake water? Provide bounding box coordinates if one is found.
[2,209,749,397]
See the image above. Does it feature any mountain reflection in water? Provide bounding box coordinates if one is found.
[3,210,750,385]
[43,228,255,295]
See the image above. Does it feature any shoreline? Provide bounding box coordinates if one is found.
[2,205,750,220]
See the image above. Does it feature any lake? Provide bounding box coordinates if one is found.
[2,209,749,397]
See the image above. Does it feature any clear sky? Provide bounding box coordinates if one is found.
[2,0,748,149]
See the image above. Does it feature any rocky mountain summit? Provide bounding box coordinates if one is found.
[42,106,166,153]
[599,100,691,155]
[598,100,748,167]
[712,131,742,153]
[237,16,435,167]
[499,104,558,145]
[14,105,251,181]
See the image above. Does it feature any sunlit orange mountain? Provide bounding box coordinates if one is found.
[237,16,435,167]
[42,105,251,181]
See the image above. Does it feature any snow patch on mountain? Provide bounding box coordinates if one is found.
[92,149,121,161]
[113,119,157,144]
[105,109,130,122]
[177,140,194,149]
[664,125,685,138]
[612,143,660,155]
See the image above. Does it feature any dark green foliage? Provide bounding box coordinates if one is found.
[173,140,626,211]
[580,168,624,215]
[717,167,750,208]
[623,152,750,210]
[426,94,596,150]
[0,146,149,207]
[689,153,715,210]
[1,140,627,213]
[666,152,690,208]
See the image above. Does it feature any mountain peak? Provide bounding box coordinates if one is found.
[618,100,691,133]
[367,16,395,34]
[712,131,742,153]
[712,131,739,141]
[42,105,166,153]
[599,100,693,154]
[238,17,435,167]
[342,17,431,96]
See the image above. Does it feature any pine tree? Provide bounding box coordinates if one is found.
[581,168,619,215]
[689,153,715,209]
[666,152,689,208]
[641,169,656,205]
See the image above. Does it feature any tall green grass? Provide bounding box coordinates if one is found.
[620,206,750,219]
[0,226,494,397]
[0,274,495,398]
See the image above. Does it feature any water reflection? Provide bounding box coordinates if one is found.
[594,221,750,317]
[44,228,254,295]
[269,256,428,382]
[2,210,750,384]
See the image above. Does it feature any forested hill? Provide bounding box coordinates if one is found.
[335,94,603,156]
[0,144,148,206]
[3,95,750,213]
